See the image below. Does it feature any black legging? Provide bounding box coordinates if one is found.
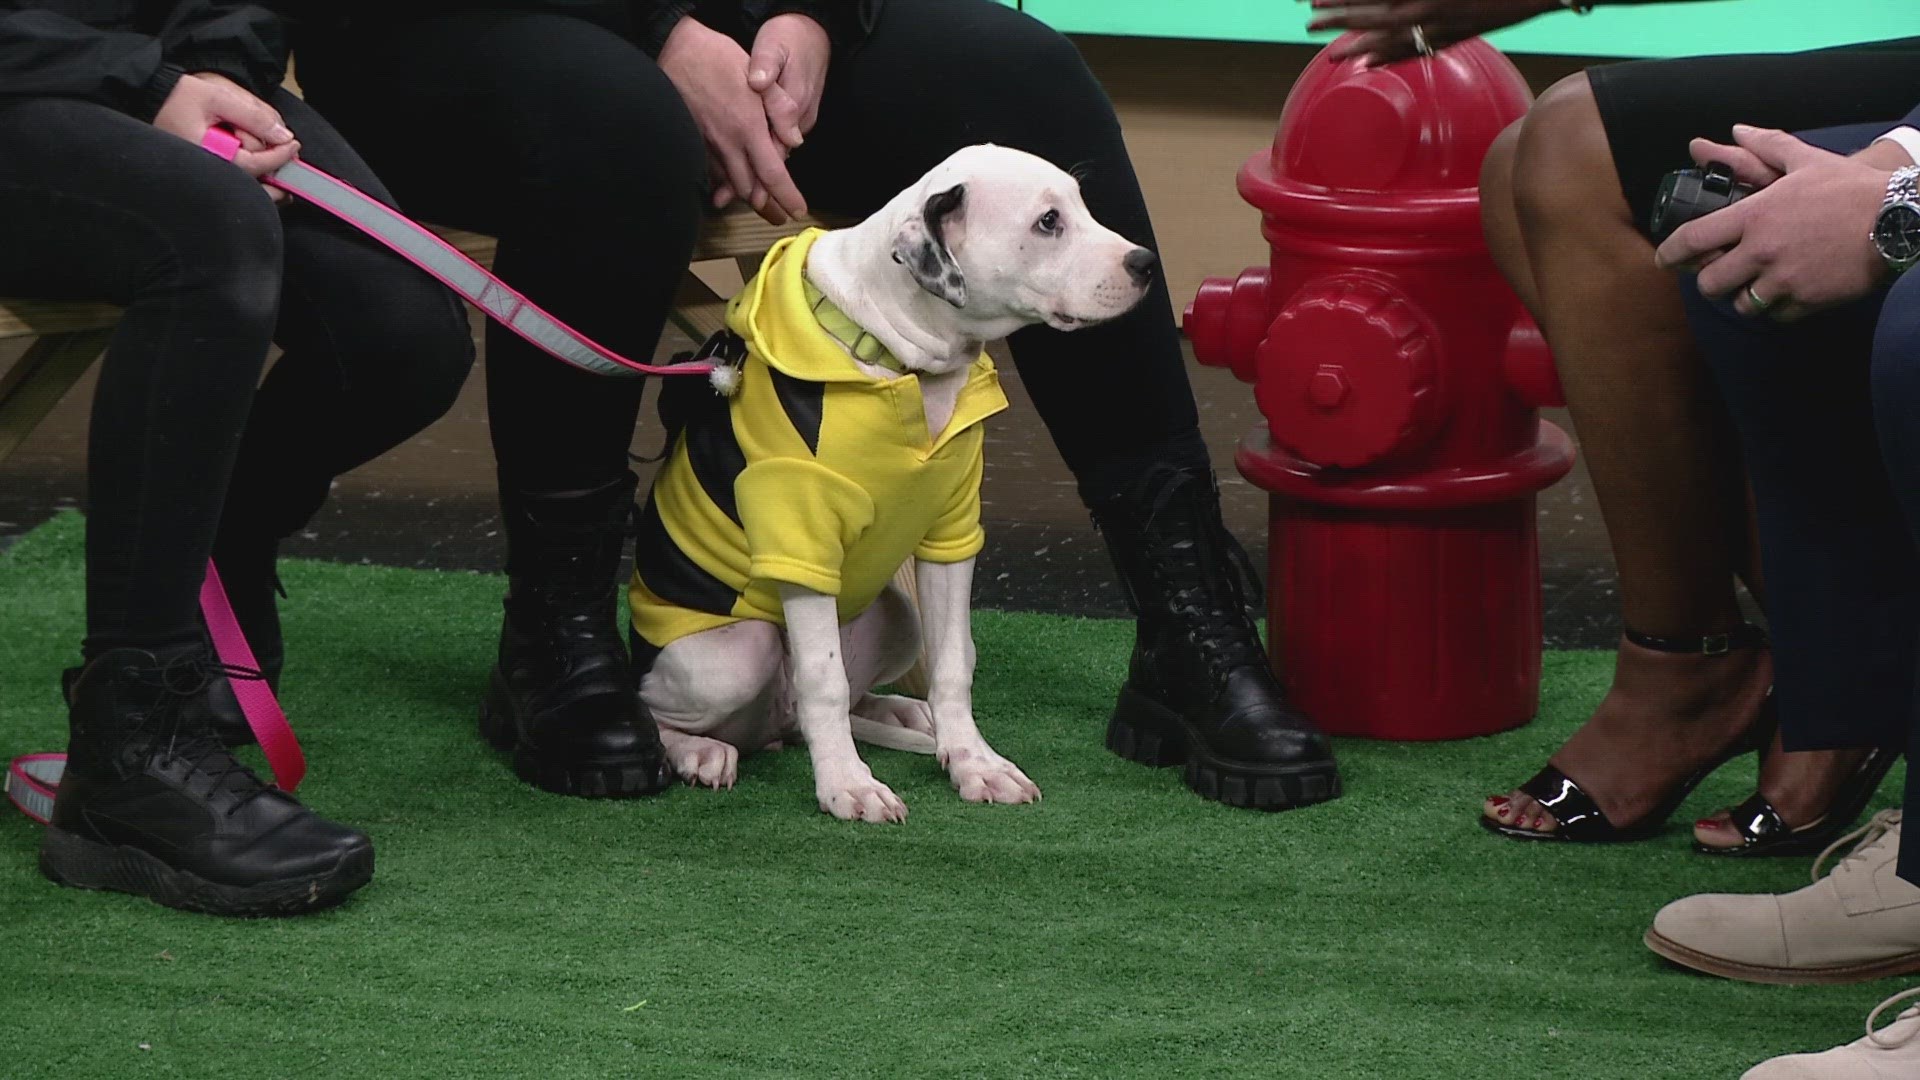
[1681,122,1920,883]
[290,0,1205,507]
[0,91,473,656]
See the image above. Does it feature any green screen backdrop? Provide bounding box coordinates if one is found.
[1016,1,1913,59]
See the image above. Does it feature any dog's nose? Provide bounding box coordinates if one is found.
[1124,247,1158,287]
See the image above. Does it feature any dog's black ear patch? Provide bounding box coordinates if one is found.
[924,183,965,238]
[893,183,967,308]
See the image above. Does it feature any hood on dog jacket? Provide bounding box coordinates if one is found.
[628,228,1008,649]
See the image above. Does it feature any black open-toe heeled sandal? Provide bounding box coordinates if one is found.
[1481,623,1776,845]
[1694,746,1902,858]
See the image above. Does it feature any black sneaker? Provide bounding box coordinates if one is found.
[39,643,373,917]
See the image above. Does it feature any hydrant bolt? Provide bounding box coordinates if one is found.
[1307,367,1348,410]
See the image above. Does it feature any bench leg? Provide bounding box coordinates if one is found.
[0,328,112,469]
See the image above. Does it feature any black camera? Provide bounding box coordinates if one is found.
[1649,162,1754,241]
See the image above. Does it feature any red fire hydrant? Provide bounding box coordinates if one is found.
[1185,37,1575,742]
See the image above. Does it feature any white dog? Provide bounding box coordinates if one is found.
[627,144,1156,822]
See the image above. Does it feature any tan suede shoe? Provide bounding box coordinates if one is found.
[1645,811,1920,985]
[1743,987,1920,1078]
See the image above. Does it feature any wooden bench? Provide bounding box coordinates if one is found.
[0,209,843,468]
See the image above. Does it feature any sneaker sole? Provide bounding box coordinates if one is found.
[1644,927,1920,986]
[38,827,373,918]
[479,674,674,800]
[1106,686,1341,812]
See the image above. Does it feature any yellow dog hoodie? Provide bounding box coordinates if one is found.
[628,228,1010,651]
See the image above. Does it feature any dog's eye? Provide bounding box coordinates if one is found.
[1034,209,1061,236]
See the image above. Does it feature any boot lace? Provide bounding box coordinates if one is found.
[1812,808,1902,882]
[125,651,274,810]
[1131,474,1269,681]
[1866,986,1920,1050]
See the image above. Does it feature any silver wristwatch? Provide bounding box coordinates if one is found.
[1872,165,1920,277]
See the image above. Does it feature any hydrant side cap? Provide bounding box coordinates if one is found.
[1255,276,1441,470]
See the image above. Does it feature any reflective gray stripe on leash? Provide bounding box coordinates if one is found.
[5,755,61,825]
[202,125,716,381]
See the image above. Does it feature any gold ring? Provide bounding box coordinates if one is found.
[1410,24,1434,56]
[1745,285,1774,312]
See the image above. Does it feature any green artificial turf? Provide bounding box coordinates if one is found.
[0,511,1907,1079]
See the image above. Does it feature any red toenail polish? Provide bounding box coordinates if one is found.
[1489,795,1510,807]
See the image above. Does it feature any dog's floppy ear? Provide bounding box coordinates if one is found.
[891,183,967,308]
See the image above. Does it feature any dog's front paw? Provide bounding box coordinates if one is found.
[939,743,1042,805]
[816,765,908,824]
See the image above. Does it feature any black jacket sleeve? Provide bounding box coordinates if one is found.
[0,2,284,121]
[632,0,700,54]
[741,0,880,55]
[633,0,880,57]
[154,3,287,99]
[0,5,177,119]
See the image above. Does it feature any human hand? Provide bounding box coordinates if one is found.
[152,72,298,202]
[1655,125,1893,321]
[748,14,830,150]
[1305,0,1562,65]
[659,15,808,225]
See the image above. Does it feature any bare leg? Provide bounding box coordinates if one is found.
[1482,111,1873,841]
[1479,81,1776,834]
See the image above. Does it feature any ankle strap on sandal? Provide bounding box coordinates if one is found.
[1623,623,1768,656]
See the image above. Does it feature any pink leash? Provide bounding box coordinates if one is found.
[200,125,717,379]
[6,562,303,825]
[7,124,725,825]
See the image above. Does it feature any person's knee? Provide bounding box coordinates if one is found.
[1511,72,1611,226]
[352,286,476,424]
[1003,20,1112,125]
[1871,282,1920,420]
[932,12,1115,140]
[142,173,286,333]
[1481,122,1523,243]
[522,64,706,225]
[1481,121,1522,210]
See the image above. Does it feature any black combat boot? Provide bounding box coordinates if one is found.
[1089,462,1341,811]
[40,642,374,916]
[478,471,674,798]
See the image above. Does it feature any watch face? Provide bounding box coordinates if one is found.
[1876,202,1920,263]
